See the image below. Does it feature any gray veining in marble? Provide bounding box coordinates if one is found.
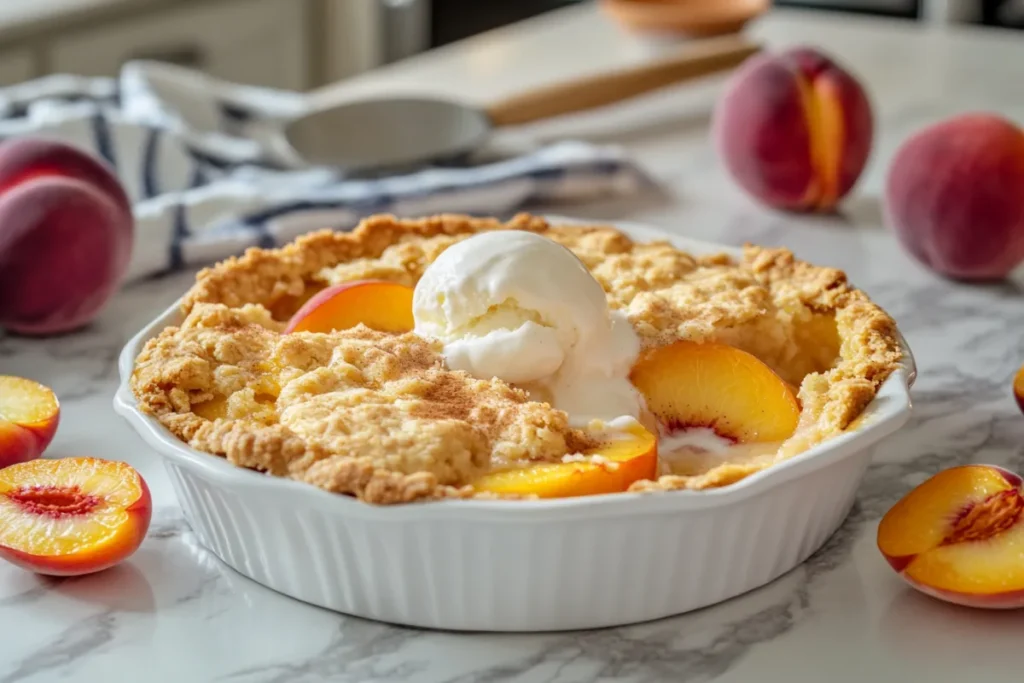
[2,5,1024,682]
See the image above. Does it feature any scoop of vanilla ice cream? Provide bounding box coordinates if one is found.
[412,230,641,425]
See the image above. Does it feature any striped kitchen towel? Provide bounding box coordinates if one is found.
[0,61,648,282]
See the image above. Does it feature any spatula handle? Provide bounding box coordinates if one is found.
[484,36,760,128]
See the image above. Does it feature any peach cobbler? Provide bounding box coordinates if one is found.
[131,214,902,504]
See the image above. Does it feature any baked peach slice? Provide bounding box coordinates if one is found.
[878,465,1024,608]
[630,340,800,443]
[284,280,414,334]
[0,376,60,468]
[473,422,657,498]
[0,457,151,576]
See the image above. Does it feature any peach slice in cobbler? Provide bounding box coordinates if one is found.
[285,280,414,334]
[472,421,657,498]
[630,340,801,443]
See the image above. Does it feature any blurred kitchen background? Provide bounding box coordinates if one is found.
[0,0,1019,91]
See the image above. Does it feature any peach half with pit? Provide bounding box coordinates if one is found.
[0,457,151,576]
[472,422,657,499]
[877,465,1024,608]
[284,280,414,334]
[713,46,873,212]
[629,340,800,444]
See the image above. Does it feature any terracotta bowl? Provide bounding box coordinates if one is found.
[600,0,771,37]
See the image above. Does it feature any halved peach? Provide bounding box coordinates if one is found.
[713,47,873,213]
[0,457,152,576]
[0,376,60,468]
[284,280,414,334]
[878,465,1024,608]
[472,422,657,498]
[630,340,800,443]
[1014,364,1023,415]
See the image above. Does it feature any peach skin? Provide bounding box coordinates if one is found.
[630,340,800,443]
[472,422,657,498]
[1014,364,1024,415]
[284,280,415,334]
[0,376,60,468]
[0,457,152,576]
[0,138,132,217]
[878,464,1024,609]
[885,114,1024,280]
[713,46,873,212]
[0,138,133,335]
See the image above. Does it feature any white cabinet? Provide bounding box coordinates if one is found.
[321,0,430,83]
[323,0,387,82]
[50,0,309,90]
[0,48,36,86]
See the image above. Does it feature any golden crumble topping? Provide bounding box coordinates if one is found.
[132,301,592,503]
[133,213,903,503]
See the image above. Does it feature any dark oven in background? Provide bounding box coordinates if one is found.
[775,0,1024,25]
[772,0,919,18]
[429,0,584,47]
[382,0,1020,66]
[982,0,1024,27]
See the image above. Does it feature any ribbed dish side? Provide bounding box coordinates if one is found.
[162,446,871,632]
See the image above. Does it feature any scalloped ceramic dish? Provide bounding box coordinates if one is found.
[114,217,915,632]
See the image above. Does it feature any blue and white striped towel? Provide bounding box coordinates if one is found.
[0,61,648,282]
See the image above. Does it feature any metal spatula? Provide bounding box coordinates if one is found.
[283,35,760,173]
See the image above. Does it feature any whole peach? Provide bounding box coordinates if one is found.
[0,139,133,335]
[884,114,1024,280]
[713,46,873,212]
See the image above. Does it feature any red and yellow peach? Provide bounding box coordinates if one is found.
[713,46,873,212]
[0,138,134,335]
[884,114,1024,280]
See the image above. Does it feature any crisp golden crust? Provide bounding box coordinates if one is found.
[135,213,903,503]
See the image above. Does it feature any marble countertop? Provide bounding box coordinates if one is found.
[3,5,1024,682]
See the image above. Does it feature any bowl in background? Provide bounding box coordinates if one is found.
[600,0,771,37]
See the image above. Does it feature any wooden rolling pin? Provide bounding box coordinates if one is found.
[484,35,761,127]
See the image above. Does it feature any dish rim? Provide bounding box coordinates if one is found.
[114,216,915,521]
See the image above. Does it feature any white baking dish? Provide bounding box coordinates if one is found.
[113,218,915,632]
